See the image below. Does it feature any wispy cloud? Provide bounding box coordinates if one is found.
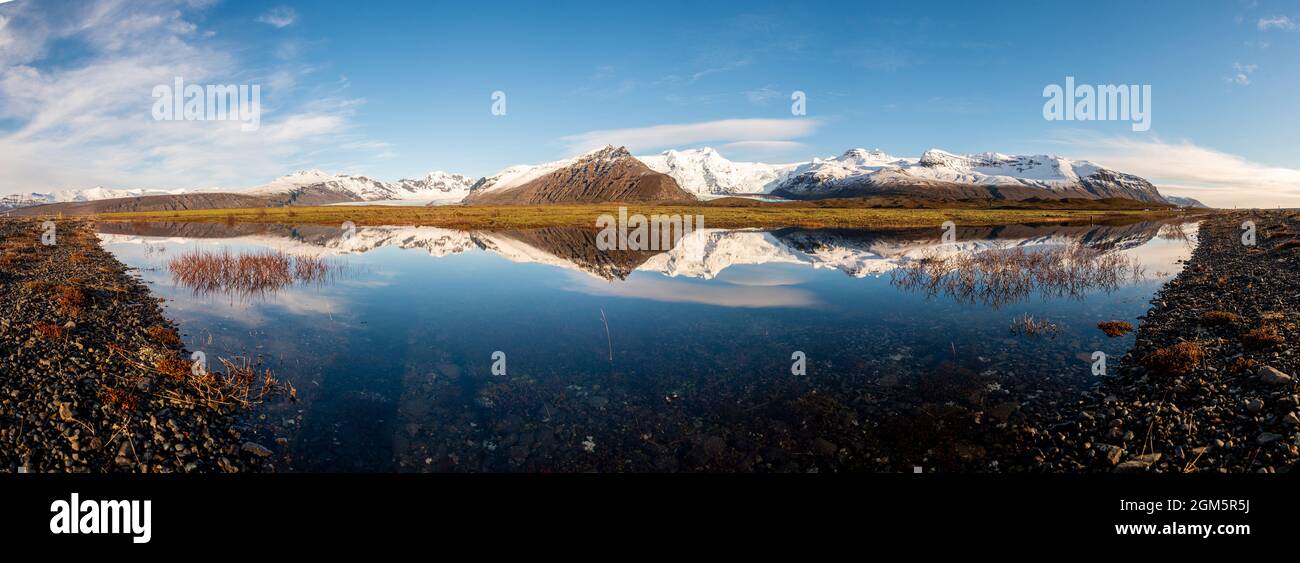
[1257,15,1298,30]
[559,118,820,154]
[572,65,638,100]
[743,85,783,105]
[257,6,298,28]
[690,58,752,82]
[1050,131,1300,208]
[842,46,918,72]
[1228,62,1258,85]
[0,0,383,194]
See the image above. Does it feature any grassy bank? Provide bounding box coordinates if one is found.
[0,218,287,472]
[89,204,1187,230]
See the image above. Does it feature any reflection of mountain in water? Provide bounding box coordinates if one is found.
[96,219,1190,281]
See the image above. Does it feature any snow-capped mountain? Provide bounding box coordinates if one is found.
[0,187,219,210]
[771,148,1168,203]
[463,145,694,205]
[247,170,477,203]
[467,153,589,195]
[1164,195,1209,208]
[631,146,1167,203]
[392,171,480,200]
[6,145,1173,211]
[4,171,479,210]
[638,147,801,197]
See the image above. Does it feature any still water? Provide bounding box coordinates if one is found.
[96,219,1198,472]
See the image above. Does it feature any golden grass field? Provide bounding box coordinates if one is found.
[88,204,1189,230]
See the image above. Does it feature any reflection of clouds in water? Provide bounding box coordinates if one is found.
[567,272,819,308]
[712,265,817,287]
[159,288,342,327]
[1120,223,1199,277]
[337,279,393,289]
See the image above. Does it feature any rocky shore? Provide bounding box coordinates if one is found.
[1024,210,1300,472]
[1,218,277,472]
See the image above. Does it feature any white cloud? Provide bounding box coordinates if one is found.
[743,86,782,105]
[256,6,297,28]
[0,0,385,194]
[1229,62,1257,85]
[716,140,809,161]
[848,46,917,71]
[559,118,820,154]
[690,58,751,82]
[1257,15,1298,30]
[1050,131,1300,208]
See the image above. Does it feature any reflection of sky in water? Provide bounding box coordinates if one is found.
[97,221,1198,471]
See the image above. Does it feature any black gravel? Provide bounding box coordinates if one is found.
[0,219,276,473]
[1021,210,1300,472]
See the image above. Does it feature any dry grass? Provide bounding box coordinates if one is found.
[105,343,292,413]
[1009,314,1059,338]
[1097,320,1134,337]
[55,285,86,317]
[1241,325,1285,347]
[167,248,338,297]
[1271,239,1300,254]
[153,355,191,381]
[890,243,1145,307]
[100,386,139,412]
[1157,223,1192,242]
[292,254,334,282]
[159,355,293,411]
[146,325,183,348]
[1141,342,1206,377]
[0,245,35,267]
[33,321,66,340]
[1200,310,1241,326]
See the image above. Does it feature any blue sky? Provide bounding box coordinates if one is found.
[1,0,1298,206]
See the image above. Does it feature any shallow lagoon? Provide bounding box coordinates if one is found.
[96,218,1198,472]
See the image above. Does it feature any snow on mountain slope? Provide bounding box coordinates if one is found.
[247,169,478,203]
[638,147,802,196]
[771,149,909,196]
[1,187,229,210]
[463,146,693,205]
[771,147,1167,203]
[903,150,1100,187]
[1164,195,1210,208]
[6,145,1170,209]
[466,147,620,195]
[392,171,479,200]
[7,170,480,210]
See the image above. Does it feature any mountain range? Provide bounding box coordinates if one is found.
[4,145,1209,212]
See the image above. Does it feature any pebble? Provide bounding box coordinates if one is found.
[1258,366,1293,385]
